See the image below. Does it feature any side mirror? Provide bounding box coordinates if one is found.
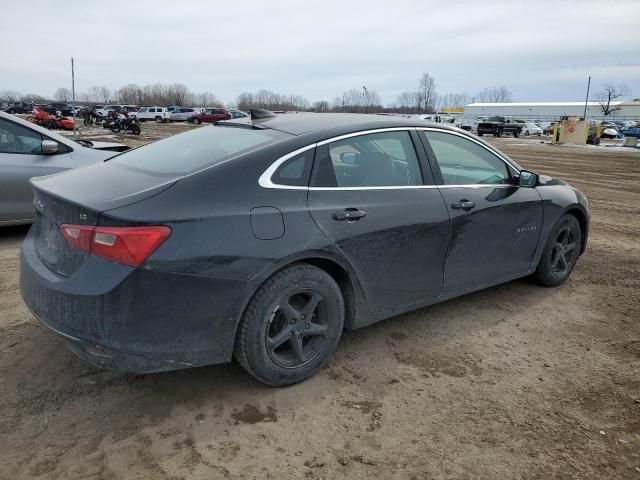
[41,140,59,155]
[518,170,538,188]
[340,152,357,164]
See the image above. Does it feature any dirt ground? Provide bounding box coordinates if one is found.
[1,123,639,479]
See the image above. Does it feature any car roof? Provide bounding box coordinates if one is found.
[253,112,449,136]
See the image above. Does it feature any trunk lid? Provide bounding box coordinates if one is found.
[30,161,179,277]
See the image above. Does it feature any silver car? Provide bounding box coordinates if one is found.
[0,112,129,226]
[170,107,198,122]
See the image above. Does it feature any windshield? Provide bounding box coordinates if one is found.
[108,125,291,175]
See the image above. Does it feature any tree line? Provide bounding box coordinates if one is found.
[1,78,632,115]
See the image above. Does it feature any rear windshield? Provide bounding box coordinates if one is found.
[108,125,291,175]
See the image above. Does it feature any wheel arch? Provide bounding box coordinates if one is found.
[564,206,588,255]
[241,252,367,332]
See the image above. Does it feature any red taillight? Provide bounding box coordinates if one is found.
[60,224,171,267]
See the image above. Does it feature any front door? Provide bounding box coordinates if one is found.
[420,129,543,293]
[0,117,72,223]
[308,129,450,314]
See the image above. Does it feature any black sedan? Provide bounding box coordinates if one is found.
[20,112,589,386]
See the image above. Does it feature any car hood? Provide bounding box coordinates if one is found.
[538,175,568,187]
[79,140,130,152]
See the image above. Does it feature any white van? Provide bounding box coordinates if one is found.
[129,106,171,123]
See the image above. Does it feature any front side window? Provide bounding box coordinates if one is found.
[313,131,423,188]
[424,131,510,185]
[0,118,43,154]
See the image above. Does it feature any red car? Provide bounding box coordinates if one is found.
[190,108,231,124]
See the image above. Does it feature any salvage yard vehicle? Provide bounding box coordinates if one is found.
[2,102,33,114]
[0,111,128,225]
[170,107,197,122]
[477,116,522,137]
[41,103,73,116]
[19,112,589,386]
[521,122,543,136]
[189,107,231,124]
[129,106,171,123]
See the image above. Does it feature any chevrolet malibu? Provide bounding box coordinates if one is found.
[20,112,589,386]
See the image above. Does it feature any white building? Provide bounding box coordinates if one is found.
[463,101,640,120]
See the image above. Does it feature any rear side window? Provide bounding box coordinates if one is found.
[109,125,291,175]
[272,149,314,186]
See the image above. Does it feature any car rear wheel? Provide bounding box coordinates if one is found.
[192,118,201,124]
[234,264,344,386]
[154,116,162,123]
[533,214,582,287]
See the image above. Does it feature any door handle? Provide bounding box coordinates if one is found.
[333,208,367,221]
[451,200,475,211]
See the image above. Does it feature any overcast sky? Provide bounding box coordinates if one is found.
[2,0,639,105]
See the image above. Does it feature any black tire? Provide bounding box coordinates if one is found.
[130,123,141,135]
[193,117,201,124]
[477,131,483,136]
[110,123,121,133]
[155,116,162,123]
[234,264,344,386]
[525,130,530,136]
[533,214,582,287]
[514,130,520,138]
[7,108,14,114]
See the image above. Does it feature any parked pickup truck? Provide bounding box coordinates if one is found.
[477,116,522,137]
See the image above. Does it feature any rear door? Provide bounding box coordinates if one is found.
[308,129,450,313]
[0,117,73,223]
[420,129,543,293]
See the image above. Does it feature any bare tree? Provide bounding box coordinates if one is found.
[312,100,330,112]
[53,87,71,102]
[0,90,21,103]
[91,86,112,104]
[236,89,310,111]
[418,73,437,113]
[330,87,382,113]
[475,86,513,103]
[597,84,630,115]
[20,93,47,103]
[438,92,472,110]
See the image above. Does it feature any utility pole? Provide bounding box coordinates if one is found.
[362,86,370,113]
[71,57,77,135]
[583,76,591,120]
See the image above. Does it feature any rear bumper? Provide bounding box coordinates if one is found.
[20,227,257,373]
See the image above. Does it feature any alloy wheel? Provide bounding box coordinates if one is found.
[550,226,577,277]
[265,290,330,368]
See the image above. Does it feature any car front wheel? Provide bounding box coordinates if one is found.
[155,116,162,123]
[533,214,582,287]
[234,264,344,386]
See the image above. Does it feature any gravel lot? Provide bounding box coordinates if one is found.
[1,123,639,479]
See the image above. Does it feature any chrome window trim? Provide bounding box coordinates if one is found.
[257,143,317,190]
[315,127,415,146]
[258,126,521,191]
[307,184,516,191]
[417,127,520,172]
